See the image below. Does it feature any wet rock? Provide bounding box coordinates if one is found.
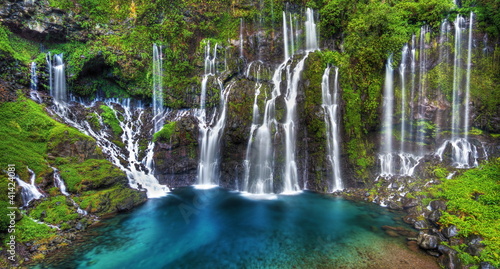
[417,232,439,249]
[430,200,447,211]
[480,262,497,269]
[442,225,458,238]
[414,220,430,230]
[427,250,440,257]
[437,244,461,269]
[428,210,442,225]
[466,235,484,256]
[402,198,419,209]
[387,201,402,210]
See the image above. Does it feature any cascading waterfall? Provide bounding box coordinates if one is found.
[29,62,43,103]
[379,56,394,177]
[52,167,69,196]
[196,42,231,186]
[243,63,269,193]
[51,98,169,198]
[436,13,478,168]
[46,53,67,103]
[305,8,319,51]
[282,53,309,193]
[152,44,164,133]
[239,18,244,58]
[283,11,290,61]
[244,8,319,193]
[399,45,408,154]
[416,26,429,155]
[321,66,343,191]
[51,167,88,215]
[30,62,37,91]
[16,168,44,207]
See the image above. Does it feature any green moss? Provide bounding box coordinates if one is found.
[57,159,127,193]
[100,105,123,136]
[153,121,177,142]
[0,95,59,177]
[75,185,146,215]
[29,196,79,226]
[425,158,500,267]
[11,217,56,243]
[47,125,96,154]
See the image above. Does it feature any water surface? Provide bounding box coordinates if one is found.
[34,187,427,269]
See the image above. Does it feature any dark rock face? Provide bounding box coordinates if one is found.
[154,115,199,188]
[0,0,85,42]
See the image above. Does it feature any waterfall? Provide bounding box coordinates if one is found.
[379,56,394,177]
[436,13,478,168]
[416,26,429,155]
[152,44,164,133]
[289,13,295,55]
[283,11,289,61]
[196,42,231,186]
[244,8,319,193]
[282,53,309,193]
[451,15,465,141]
[52,167,69,196]
[30,62,37,91]
[51,167,88,215]
[321,66,343,191]
[305,8,319,51]
[464,12,473,140]
[47,53,67,103]
[16,168,44,207]
[239,18,244,58]
[29,62,43,103]
[399,45,408,154]
[243,63,268,193]
[408,35,416,144]
[51,98,169,198]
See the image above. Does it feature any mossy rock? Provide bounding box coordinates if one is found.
[76,185,147,215]
[47,125,102,161]
[57,159,128,193]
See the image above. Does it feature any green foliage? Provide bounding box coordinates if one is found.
[12,217,55,243]
[153,121,177,142]
[100,105,123,135]
[57,159,127,193]
[29,196,79,226]
[426,158,500,266]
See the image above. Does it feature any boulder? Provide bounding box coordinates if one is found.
[428,210,442,225]
[430,200,447,211]
[442,225,459,238]
[466,235,484,256]
[437,244,461,269]
[417,232,439,249]
[414,220,431,230]
[402,198,419,209]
